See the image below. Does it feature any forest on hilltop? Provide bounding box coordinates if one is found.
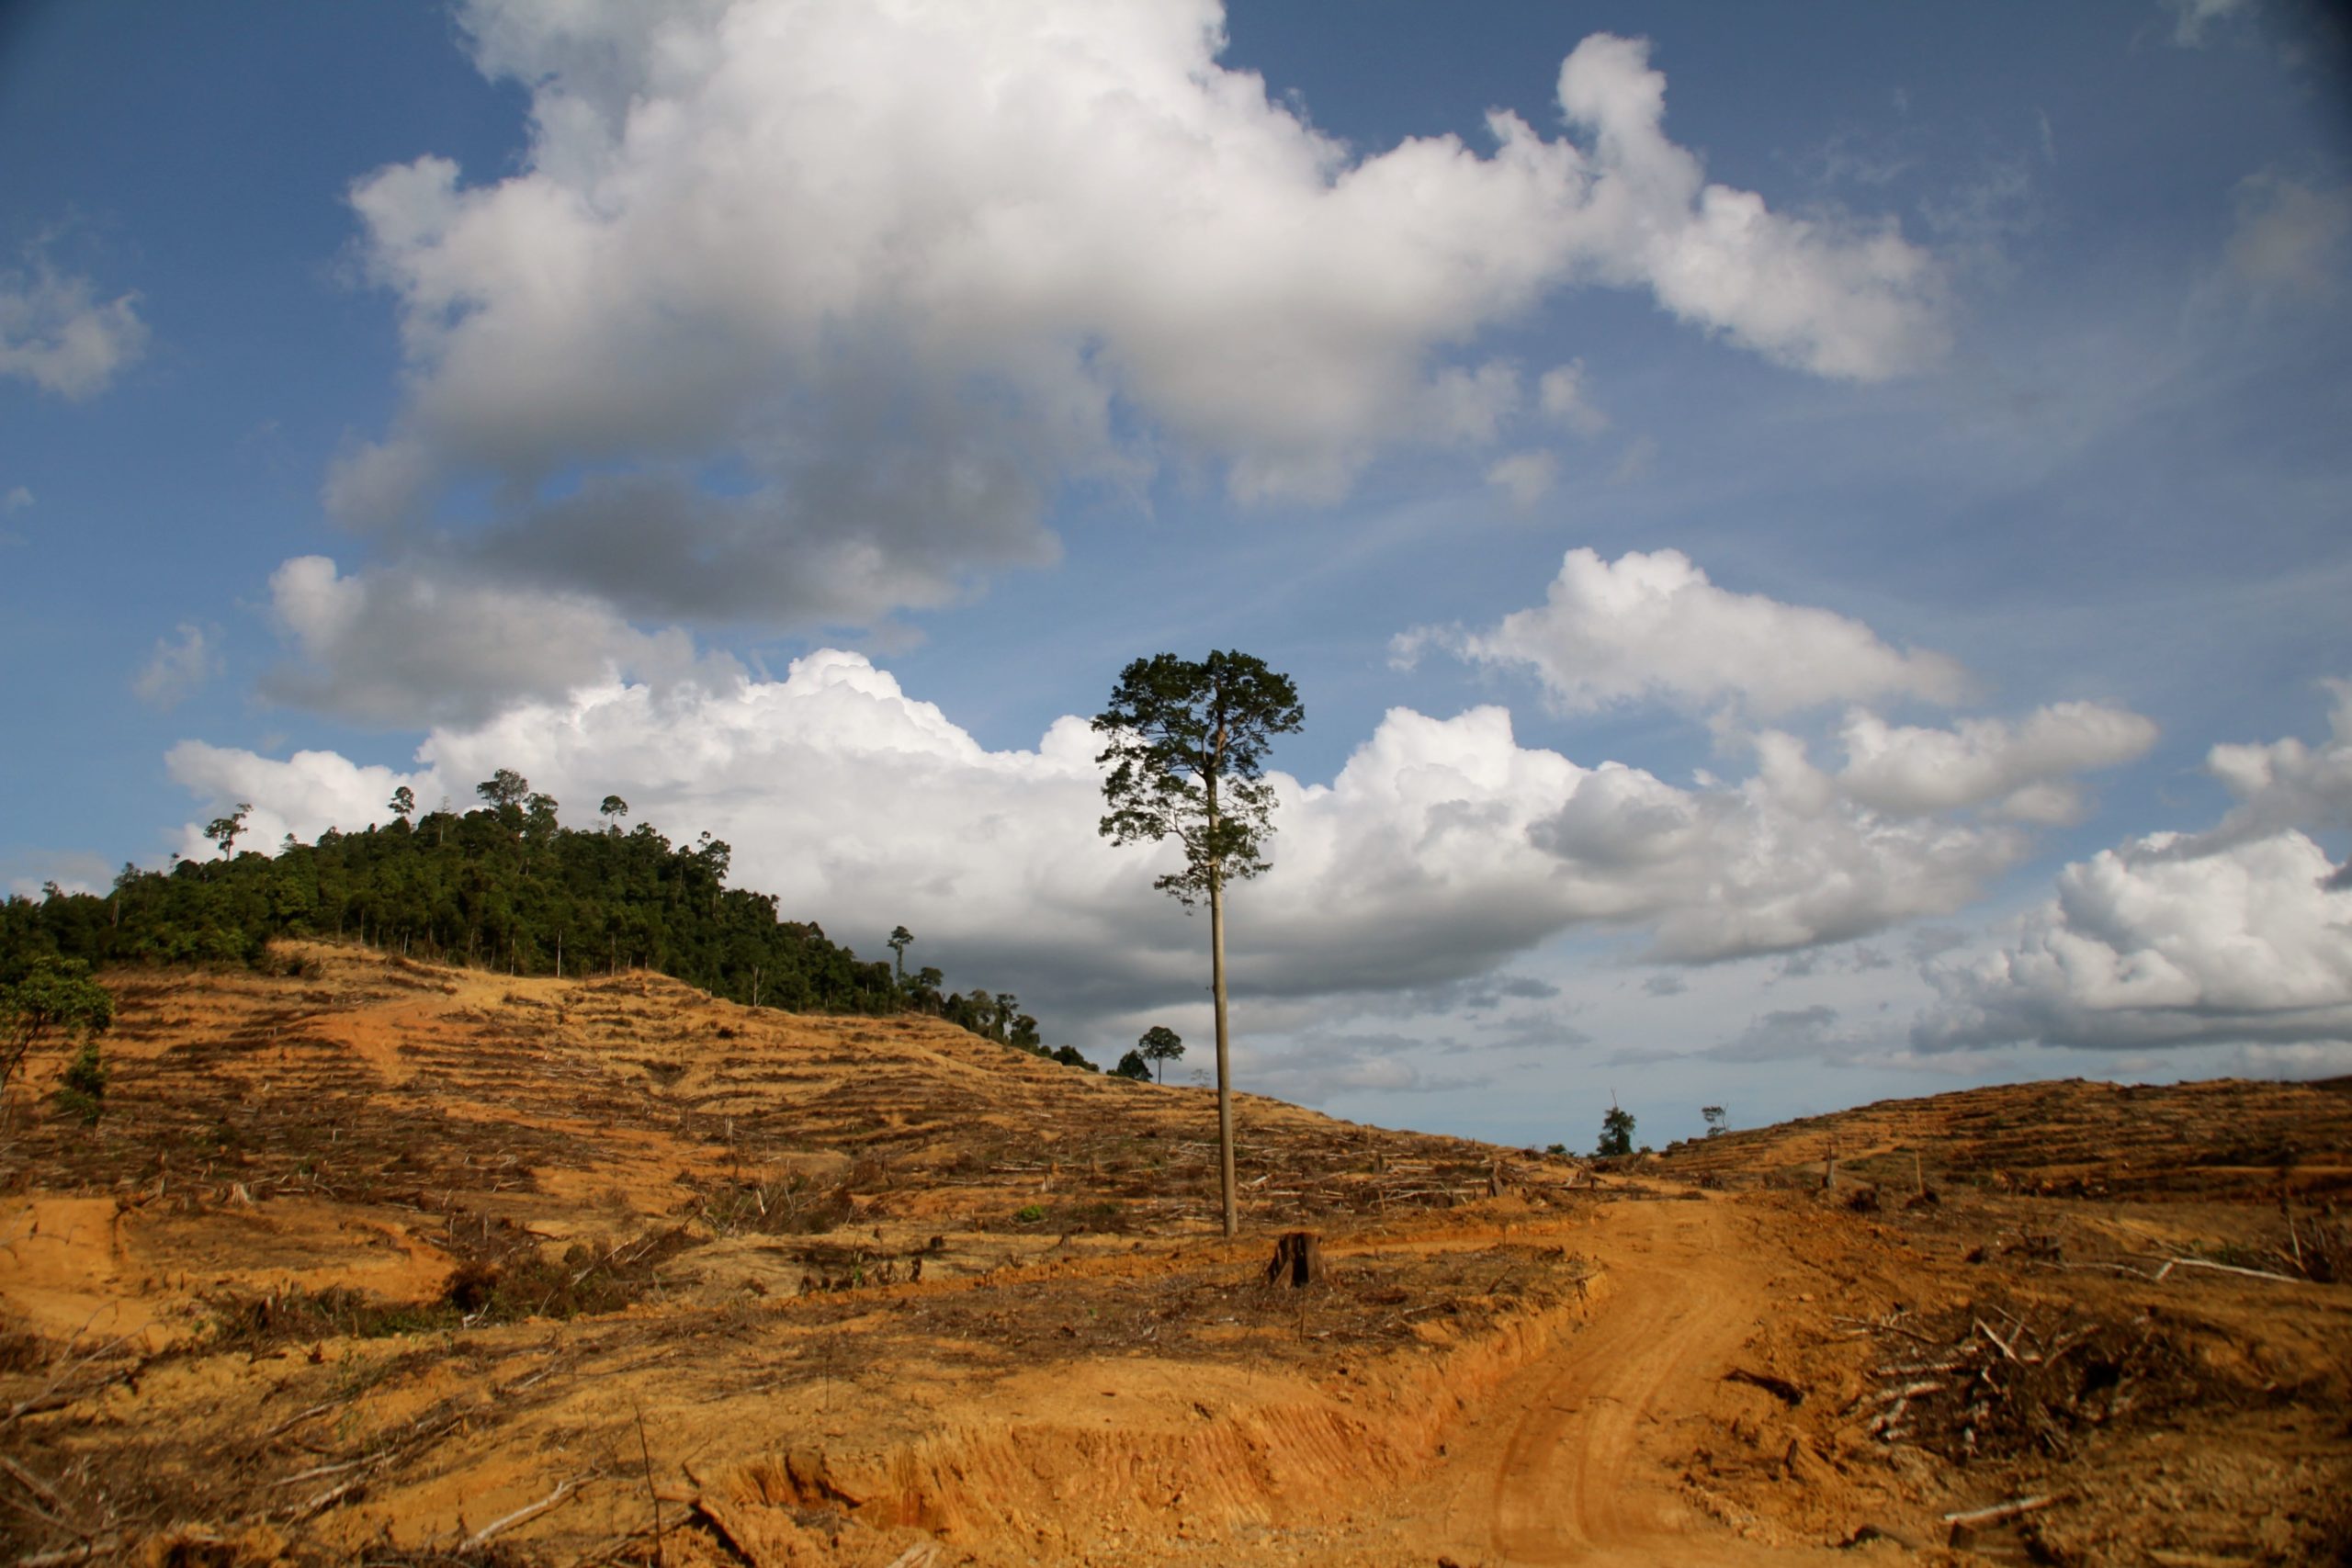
[0,774,1081,1062]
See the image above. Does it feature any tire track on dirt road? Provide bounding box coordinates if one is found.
[1417,1198,1848,1566]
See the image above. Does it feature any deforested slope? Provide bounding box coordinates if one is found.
[4,945,2346,1567]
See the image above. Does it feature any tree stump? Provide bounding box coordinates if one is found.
[1263,1230,1325,1289]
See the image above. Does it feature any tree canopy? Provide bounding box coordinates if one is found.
[1093,649,1304,908]
[2,956,113,1099]
[0,774,1071,1068]
[1597,1104,1636,1157]
[1138,1023,1183,1082]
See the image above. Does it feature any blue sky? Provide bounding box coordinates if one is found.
[5,0,2349,1149]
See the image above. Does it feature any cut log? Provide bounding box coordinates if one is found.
[1263,1230,1325,1289]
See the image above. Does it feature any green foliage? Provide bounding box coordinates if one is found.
[1,955,115,1096]
[54,1040,107,1125]
[1702,1104,1727,1136]
[1092,649,1305,907]
[1597,1105,1636,1157]
[1012,1203,1045,1224]
[1050,1043,1098,1071]
[1112,1048,1152,1081]
[0,774,1043,1043]
[476,769,529,810]
[202,802,250,860]
[1137,1023,1183,1081]
[202,1284,458,1350]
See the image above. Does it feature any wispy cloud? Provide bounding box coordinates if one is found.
[0,254,148,400]
[132,623,223,710]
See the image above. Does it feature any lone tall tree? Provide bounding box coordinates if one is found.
[1094,650,1303,1237]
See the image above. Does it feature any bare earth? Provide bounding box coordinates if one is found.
[2,942,2346,1565]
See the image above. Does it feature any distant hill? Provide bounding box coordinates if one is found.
[0,781,1058,1054]
[1653,1075,2352,1202]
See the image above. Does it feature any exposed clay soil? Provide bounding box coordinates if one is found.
[3,943,2346,1566]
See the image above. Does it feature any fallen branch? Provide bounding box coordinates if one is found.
[1943,1494,2060,1527]
[271,1453,377,1488]
[1871,1380,1945,1404]
[2032,1260,2166,1280]
[2155,1256,2304,1285]
[1875,1356,1973,1377]
[0,1454,71,1515]
[288,1474,368,1523]
[464,1475,582,1549]
[15,1539,122,1568]
[259,1398,340,1441]
[1831,1313,1940,1346]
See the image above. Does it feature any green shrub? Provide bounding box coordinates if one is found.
[53,1040,107,1125]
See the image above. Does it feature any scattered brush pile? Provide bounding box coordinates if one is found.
[198,1219,704,1353]
[1841,1296,2203,1463]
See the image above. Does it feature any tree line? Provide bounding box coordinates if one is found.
[0,773,1072,1057]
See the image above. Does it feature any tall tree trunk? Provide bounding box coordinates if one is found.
[1207,706,1240,1237]
[1209,860,1237,1238]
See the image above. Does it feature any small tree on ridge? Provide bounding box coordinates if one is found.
[1597,1102,1636,1157]
[1138,1024,1184,1083]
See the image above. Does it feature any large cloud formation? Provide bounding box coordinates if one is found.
[286,2,1947,725]
[171,629,2145,1032]
[1917,681,2352,1052]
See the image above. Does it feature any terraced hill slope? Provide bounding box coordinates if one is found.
[3,944,2347,1567]
[1653,1076,2352,1202]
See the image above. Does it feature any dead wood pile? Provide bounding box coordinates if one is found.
[1835,1298,2202,1464]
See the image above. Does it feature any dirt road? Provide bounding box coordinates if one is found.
[1394,1199,1850,1566]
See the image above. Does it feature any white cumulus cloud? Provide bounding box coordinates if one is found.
[2181,676,2352,861]
[1916,682,2352,1052]
[168,649,2104,1033]
[1835,703,2159,823]
[328,2,1944,637]
[1917,831,2352,1051]
[1404,547,1970,717]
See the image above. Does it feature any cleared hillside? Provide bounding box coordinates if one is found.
[3,944,2347,1566]
[1653,1076,2352,1202]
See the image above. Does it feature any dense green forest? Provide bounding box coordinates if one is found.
[0,773,1090,1065]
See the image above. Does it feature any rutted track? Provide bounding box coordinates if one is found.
[1403,1200,1849,1566]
